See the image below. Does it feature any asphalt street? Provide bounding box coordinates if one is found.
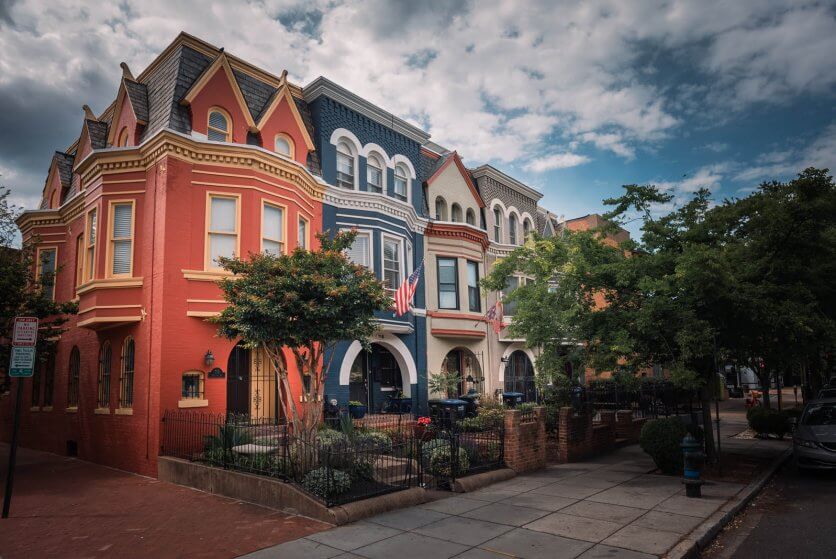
[702,460,836,558]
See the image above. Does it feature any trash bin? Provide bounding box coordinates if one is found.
[428,398,468,426]
[458,391,480,417]
[502,392,524,408]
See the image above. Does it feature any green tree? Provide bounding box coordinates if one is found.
[0,186,77,393]
[213,229,390,435]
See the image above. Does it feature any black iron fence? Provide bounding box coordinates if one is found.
[539,380,702,430]
[160,409,505,506]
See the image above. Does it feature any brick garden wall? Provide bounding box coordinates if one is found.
[546,407,648,463]
[503,408,547,473]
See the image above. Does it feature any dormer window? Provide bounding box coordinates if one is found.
[367,154,384,193]
[336,141,355,189]
[207,108,231,142]
[451,204,463,223]
[509,214,518,245]
[493,207,503,243]
[435,197,448,221]
[274,134,293,157]
[393,164,408,202]
[117,127,129,147]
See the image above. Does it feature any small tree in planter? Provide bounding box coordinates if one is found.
[214,230,389,438]
[429,370,462,399]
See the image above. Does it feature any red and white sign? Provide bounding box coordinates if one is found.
[12,317,38,346]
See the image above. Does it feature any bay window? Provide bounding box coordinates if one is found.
[262,202,284,255]
[109,201,134,277]
[438,257,458,310]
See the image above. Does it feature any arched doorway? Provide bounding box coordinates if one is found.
[441,348,484,396]
[227,342,285,422]
[348,343,404,412]
[505,350,536,402]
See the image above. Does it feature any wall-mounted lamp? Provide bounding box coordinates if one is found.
[500,356,510,364]
[204,349,215,367]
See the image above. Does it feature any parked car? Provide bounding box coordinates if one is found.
[793,398,836,470]
[817,388,836,399]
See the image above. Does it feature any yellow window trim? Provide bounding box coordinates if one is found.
[204,191,241,271]
[298,214,310,250]
[207,106,233,142]
[261,199,288,255]
[83,207,98,282]
[35,245,58,301]
[105,199,136,279]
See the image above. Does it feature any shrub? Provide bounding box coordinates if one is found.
[476,401,505,429]
[456,416,486,432]
[354,430,393,454]
[302,467,352,498]
[316,429,352,469]
[348,459,375,482]
[639,417,688,475]
[747,407,790,438]
[421,438,450,458]
[517,402,536,413]
[426,446,470,477]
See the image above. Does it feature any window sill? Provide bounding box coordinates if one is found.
[94,407,111,415]
[66,407,78,413]
[115,408,134,415]
[182,269,235,282]
[178,398,209,408]
[30,406,41,412]
[41,406,54,412]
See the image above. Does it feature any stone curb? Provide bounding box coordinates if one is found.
[663,446,793,559]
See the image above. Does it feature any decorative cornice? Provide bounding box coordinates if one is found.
[324,186,428,233]
[303,76,430,144]
[425,222,490,250]
[471,164,543,202]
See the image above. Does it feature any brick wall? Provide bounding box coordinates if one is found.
[555,407,616,463]
[503,407,546,473]
[615,410,647,442]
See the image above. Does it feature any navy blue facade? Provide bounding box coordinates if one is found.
[310,95,429,414]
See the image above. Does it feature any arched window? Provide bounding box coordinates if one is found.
[207,108,231,142]
[274,134,293,157]
[509,214,518,245]
[393,164,409,202]
[336,140,356,189]
[97,341,112,409]
[119,336,135,409]
[435,197,448,221]
[523,219,531,239]
[366,153,385,194]
[493,207,503,243]
[466,208,476,226]
[451,204,463,223]
[68,346,80,408]
[117,127,130,147]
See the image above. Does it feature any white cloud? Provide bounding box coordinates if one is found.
[733,124,836,183]
[0,0,834,209]
[525,152,591,172]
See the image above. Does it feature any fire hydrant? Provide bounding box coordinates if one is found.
[681,433,705,498]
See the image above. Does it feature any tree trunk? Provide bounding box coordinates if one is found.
[700,386,718,463]
[776,370,783,410]
[760,371,771,409]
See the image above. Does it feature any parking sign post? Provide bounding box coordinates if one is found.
[3,317,38,519]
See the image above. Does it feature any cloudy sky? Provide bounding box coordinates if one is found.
[1,0,835,227]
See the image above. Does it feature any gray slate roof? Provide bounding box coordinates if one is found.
[124,79,149,123]
[86,120,109,149]
[53,151,74,188]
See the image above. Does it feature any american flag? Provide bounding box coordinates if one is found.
[394,259,424,316]
[485,301,504,334]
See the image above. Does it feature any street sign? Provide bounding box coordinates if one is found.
[12,317,38,346]
[9,346,35,378]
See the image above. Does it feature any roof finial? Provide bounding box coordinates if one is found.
[120,62,135,81]
[218,47,224,53]
[82,104,97,121]
[280,69,288,83]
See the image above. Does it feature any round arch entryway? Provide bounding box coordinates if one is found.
[339,334,417,412]
[503,349,537,402]
[226,342,286,422]
[441,347,485,396]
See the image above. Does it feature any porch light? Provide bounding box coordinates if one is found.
[204,349,215,367]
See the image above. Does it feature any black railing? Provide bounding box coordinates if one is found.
[160,409,505,506]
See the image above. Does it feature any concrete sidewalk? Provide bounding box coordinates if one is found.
[242,401,790,559]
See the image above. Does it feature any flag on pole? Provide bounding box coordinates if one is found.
[394,259,424,316]
[485,300,504,334]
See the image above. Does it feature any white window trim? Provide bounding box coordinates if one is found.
[205,192,241,271]
[330,129,362,191]
[380,233,407,294]
[366,151,387,194]
[261,200,287,255]
[342,228,374,272]
[392,163,410,203]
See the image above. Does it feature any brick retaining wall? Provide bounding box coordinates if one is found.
[503,408,546,473]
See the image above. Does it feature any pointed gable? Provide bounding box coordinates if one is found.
[74,116,108,169]
[180,52,256,134]
[426,151,485,208]
[41,151,75,208]
[255,72,316,162]
[107,77,150,146]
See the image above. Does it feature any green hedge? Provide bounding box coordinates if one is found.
[747,407,791,438]
[639,417,688,474]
